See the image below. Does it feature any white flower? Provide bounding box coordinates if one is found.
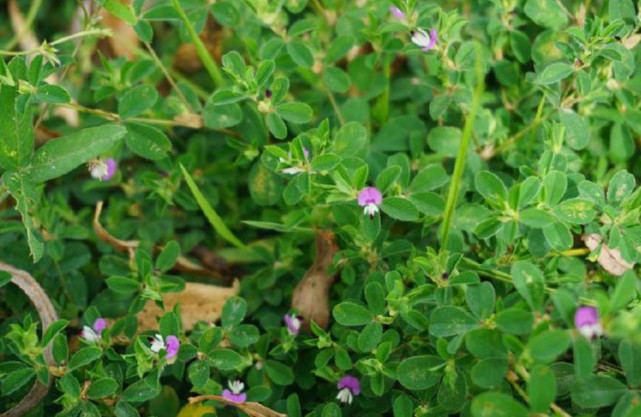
[81,326,100,342]
[363,204,380,218]
[281,167,306,175]
[150,334,165,353]
[89,160,109,180]
[228,380,245,394]
[336,388,353,404]
[578,322,604,339]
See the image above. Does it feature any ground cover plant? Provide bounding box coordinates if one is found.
[1,0,641,416]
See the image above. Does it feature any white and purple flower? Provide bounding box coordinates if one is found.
[280,148,310,175]
[89,157,117,181]
[357,187,383,218]
[574,306,603,340]
[222,380,247,403]
[411,28,437,52]
[284,313,302,336]
[150,334,180,360]
[336,375,360,405]
[81,318,107,342]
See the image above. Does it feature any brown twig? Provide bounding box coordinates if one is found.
[188,395,286,417]
[0,262,58,417]
[291,230,338,330]
[93,201,231,283]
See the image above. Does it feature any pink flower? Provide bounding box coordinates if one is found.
[574,306,603,340]
[81,318,107,342]
[390,6,406,20]
[222,380,247,403]
[89,158,117,181]
[336,375,360,404]
[150,334,180,360]
[284,314,301,336]
[411,28,437,51]
[357,187,383,218]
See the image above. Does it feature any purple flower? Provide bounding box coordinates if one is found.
[574,306,603,339]
[303,148,310,159]
[165,335,180,359]
[222,380,247,403]
[81,317,107,342]
[150,334,180,360]
[89,158,117,181]
[284,314,302,336]
[357,187,383,218]
[411,28,437,51]
[390,6,406,20]
[336,375,360,404]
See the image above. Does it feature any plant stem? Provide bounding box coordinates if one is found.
[322,79,345,126]
[169,0,224,87]
[440,43,485,251]
[0,28,110,56]
[144,42,193,112]
[3,0,44,50]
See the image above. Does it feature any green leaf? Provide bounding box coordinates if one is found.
[276,102,313,124]
[539,62,573,84]
[222,296,247,327]
[466,282,495,319]
[121,379,160,403]
[607,170,636,206]
[409,165,448,192]
[495,309,533,335]
[42,319,70,347]
[203,101,243,129]
[511,261,545,311]
[543,170,567,205]
[381,197,419,221]
[103,0,137,24]
[524,0,568,29]
[552,198,596,225]
[332,121,368,157]
[619,340,641,387]
[323,67,350,93]
[265,360,295,385]
[180,164,246,249]
[25,124,127,183]
[475,171,508,204]
[574,335,596,379]
[208,348,244,371]
[125,123,171,160]
[1,368,35,396]
[471,358,508,389]
[35,84,71,104]
[528,365,556,413]
[611,270,636,311]
[332,302,375,326]
[106,276,140,295]
[0,271,11,288]
[427,127,461,157]
[249,162,282,206]
[311,154,341,171]
[397,355,443,390]
[410,192,445,216]
[527,330,571,364]
[118,85,158,118]
[609,0,636,21]
[188,360,210,388]
[543,222,573,250]
[510,30,531,63]
[87,378,119,399]
[286,41,314,68]
[68,346,103,370]
[0,82,34,170]
[155,240,181,273]
[376,166,401,193]
[471,392,529,417]
[559,109,589,150]
[357,322,382,352]
[571,375,627,408]
[519,208,555,228]
[4,172,43,261]
[429,306,478,337]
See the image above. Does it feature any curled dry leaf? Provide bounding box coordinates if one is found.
[0,262,58,417]
[138,280,239,332]
[93,201,228,281]
[188,395,286,417]
[291,230,338,331]
[583,233,635,276]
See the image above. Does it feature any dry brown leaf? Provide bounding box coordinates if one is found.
[98,0,139,60]
[291,230,338,331]
[583,233,635,276]
[93,201,228,281]
[138,281,239,332]
[188,395,286,417]
[173,16,223,74]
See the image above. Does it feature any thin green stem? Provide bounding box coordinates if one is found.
[440,44,485,250]
[322,79,345,126]
[144,42,193,112]
[3,0,44,50]
[0,28,111,56]
[169,0,224,87]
